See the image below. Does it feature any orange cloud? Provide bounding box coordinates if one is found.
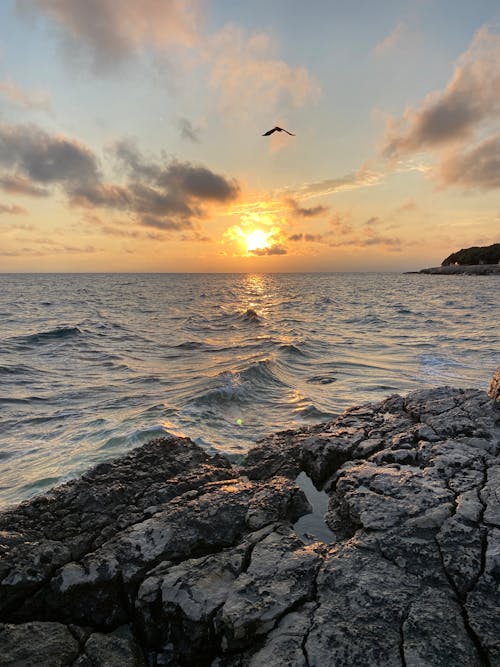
[0,78,51,110]
[0,203,27,215]
[207,25,321,121]
[373,23,409,56]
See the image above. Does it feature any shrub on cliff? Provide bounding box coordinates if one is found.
[442,243,500,266]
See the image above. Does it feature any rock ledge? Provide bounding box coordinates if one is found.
[1,374,499,666]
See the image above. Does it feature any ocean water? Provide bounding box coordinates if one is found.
[0,272,498,508]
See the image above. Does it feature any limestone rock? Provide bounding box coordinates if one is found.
[0,382,499,665]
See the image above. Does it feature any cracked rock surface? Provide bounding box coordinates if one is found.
[1,380,499,666]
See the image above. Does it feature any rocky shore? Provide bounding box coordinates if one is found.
[411,264,500,275]
[1,370,499,666]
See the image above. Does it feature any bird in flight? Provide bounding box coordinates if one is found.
[262,126,295,136]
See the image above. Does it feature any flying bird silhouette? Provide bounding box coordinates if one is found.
[262,126,295,136]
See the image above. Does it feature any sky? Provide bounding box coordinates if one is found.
[0,0,499,272]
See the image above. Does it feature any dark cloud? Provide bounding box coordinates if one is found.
[382,28,500,158]
[439,135,500,190]
[383,95,480,157]
[111,139,163,182]
[178,117,202,143]
[141,216,193,231]
[0,122,99,185]
[288,232,325,243]
[0,173,49,197]
[0,203,28,215]
[286,197,328,218]
[250,244,287,256]
[361,235,401,249]
[110,138,239,206]
[329,234,402,252]
[0,122,240,233]
[70,183,132,209]
[163,162,238,201]
[180,231,212,242]
[364,216,380,227]
[381,27,500,191]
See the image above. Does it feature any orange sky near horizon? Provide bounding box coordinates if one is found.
[0,1,498,272]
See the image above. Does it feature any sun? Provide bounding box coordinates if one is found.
[244,229,270,253]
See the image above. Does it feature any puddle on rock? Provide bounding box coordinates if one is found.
[293,471,336,544]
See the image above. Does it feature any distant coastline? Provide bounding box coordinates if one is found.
[407,264,500,275]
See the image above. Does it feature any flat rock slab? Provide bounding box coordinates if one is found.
[1,383,499,666]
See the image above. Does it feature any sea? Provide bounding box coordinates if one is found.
[0,272,498,509]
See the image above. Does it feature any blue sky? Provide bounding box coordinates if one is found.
[0,0,499,271]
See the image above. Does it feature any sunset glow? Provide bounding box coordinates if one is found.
[244,229,271,253]
[0,2,497,272]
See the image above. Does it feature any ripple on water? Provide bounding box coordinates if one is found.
[0,272,498,508]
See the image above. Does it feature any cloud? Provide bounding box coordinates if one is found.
[18,1,319,128]
[71,152,239,229]
[207,25,321,120]
[438,134,500,190]
[329,233,402,252]
[111,138,238,200]
[0,78,51,110]
[361,235,401,249]
[250,243,287,256]
[0,241,97,256]
[394,199,418,213]
[288,232,325,243]
[18,0,202,72]
[141,216,193,231]
[381,26,500,190]
[373,23,409,56]
[0,203,27,215]
[0,122,239,233]
[329,213,353,235]
[0,173,50,197]
[296,165,383,198]
[83,139,239,228]
[0,122,99,185]
[177,116,202,143]
[285,197,328,218]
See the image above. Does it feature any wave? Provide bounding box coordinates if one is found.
[174,341,207,350]
[99,425,169,450]
[15,326,82,345]
[293,404,335,420]
[278,343,308,357]
[190,359,287,407]
[0,395,47,405]
[306,375,337,385]
[240,308,262,324]
[0,363,35,376]
[345,315,385,325]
